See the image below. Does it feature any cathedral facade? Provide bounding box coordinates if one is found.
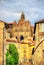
[6,12,34,41]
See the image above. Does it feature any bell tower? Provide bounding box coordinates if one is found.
[21,12,25,20]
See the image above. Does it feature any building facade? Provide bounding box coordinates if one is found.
[6,12,34,41]
[0,12,34,65]
[0,20,6,65]
[33,19,44,65]
[6,37,34,64]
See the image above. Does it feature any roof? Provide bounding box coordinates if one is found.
[35,19,44,24]
[34,19,44,34]
[0,20,6,24]
[13,21,17,25]
[7,22,13,25]
[7,21,17,25]
[6,38,34,46]
[31,26,34,28]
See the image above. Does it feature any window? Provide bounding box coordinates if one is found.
[20,35,24,41]
[42,23,44,32]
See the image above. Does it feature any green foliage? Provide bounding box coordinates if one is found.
[6,44,19,65]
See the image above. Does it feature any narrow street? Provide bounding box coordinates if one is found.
[19,62,32,65]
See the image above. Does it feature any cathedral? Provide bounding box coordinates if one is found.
[5,12,34,41]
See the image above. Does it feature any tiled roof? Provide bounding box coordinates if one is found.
[7,22,13,25]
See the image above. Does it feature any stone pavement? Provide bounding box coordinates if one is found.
[19,62,32,65]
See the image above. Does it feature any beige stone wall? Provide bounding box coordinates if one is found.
[35,23,44,48]
[33,41,44,65]
[33,22,44,65]
[0,22,5,65]
[9,23,31,40]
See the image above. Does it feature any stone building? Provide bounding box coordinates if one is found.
[6,12,34,41]
[6,37,34,64]
[0,20,6,65]
[0,12,34,65]
[33,19,44,65]
[5,12,34,64]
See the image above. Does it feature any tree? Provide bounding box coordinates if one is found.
[6,44,19,65]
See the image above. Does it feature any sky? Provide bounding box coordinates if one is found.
[0,0,44,25]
